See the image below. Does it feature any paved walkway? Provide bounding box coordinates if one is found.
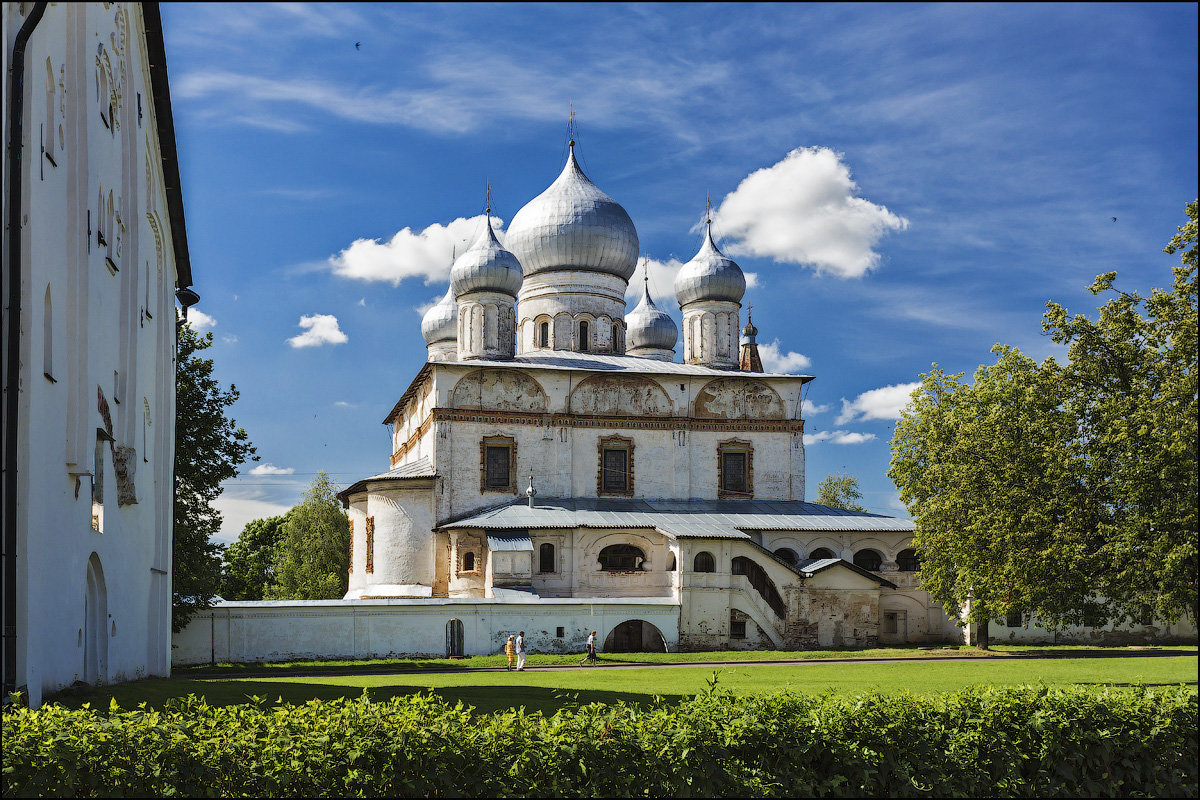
[185,648,1197,681]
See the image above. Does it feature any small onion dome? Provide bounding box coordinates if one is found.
[504,146,639,281]
[421,285,457,344]
[741,316,758,340]
[674,225,747,306]
[450,217,523,297]
[625,280,678,352]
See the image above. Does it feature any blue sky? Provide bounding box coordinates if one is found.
[158,3,1198,543]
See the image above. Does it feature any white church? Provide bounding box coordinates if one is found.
[3,2,193,705]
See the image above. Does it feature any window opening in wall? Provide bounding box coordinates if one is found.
[597,435,634,496]
[365,516,375,573]
[1006,610,1023,628]
[883,612,899,635]
[810,547,835,560]
[693,551,715,573]
[481,435,515,492]
[539,542,555,573]
[666,552,677,571]
[731,556,786,618]
[539,321,549,348]
[897,548,920,572]
[730,614,747,639]
[578,320,589,351]
[717,440,753,499]
[556,626,565,638]
[853,549,882,572]
[722,452,746,494]
[774,548,798,566]
[92,435,106,532]
[611,323,620,350]
[462,551,475,572]
[43,286,54,381]
[599,544,644,571]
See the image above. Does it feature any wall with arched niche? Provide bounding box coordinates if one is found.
[693,378,786,420]
[450,369,547,412]
[569,374,673,417]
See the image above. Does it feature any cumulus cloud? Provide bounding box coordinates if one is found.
[757,338,811,373]
[803,430,877,445]
[802,399,831,416]
[835,382,921,425]
[328,214,501,287]
[249,463,295,476]
[623,257,685,305]
[713,146,908,278]
[186,309,217,330]
[221,334,239,345]
[287,314,348,348]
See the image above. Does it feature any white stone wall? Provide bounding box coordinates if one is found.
[173,598,681,664]
[681,300,741,368]
[4,3,179,705]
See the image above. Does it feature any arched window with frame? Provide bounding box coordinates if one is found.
[897,548,920,572]
[693,551,715,573]
[853,549,883,572]
[611,322,620,351]
[809,547,835,560]
[599,543,644,571]
[578,320,590,351]
[539,320,549,348]
[774,548,798,566]
[539,542,555,574]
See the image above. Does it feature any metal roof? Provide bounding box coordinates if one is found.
[487,532,534,551]
[337,457,437,505]
[440,497,914,538]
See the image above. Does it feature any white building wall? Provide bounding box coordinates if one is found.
[173,598,681,664]
[4,3,181,705]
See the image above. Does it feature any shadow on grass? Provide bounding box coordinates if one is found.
[51,679,691,717]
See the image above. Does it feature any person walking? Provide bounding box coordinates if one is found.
[504,635,516,671]
[579,630,597,666]
[515,630,527,671]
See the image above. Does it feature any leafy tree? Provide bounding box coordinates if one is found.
[814,473,868,513]
[267,472,350,600]
[889,202,1198,645]
[221,513,289,601]
[173,322,256,631]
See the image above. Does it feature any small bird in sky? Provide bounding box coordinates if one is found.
[355,41,361,50]
[1112,217,1118,222]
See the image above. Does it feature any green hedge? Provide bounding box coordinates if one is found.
[3,685,1196,797]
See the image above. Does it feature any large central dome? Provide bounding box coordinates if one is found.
[505,146,639,281]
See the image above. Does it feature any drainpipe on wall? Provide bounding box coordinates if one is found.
[3,0,50,700]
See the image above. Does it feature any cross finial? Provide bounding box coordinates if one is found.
[485,181,492,216]
[705,192,712,226]
[747,303,753,321]
[567,103,576,148]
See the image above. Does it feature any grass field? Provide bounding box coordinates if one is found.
[173,643,1197,677]
[62,654,1198,716]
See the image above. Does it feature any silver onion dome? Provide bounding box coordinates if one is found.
[625,280,678,351]
[421,285,457,344]
[504,145,639,281]
[674,225,747,306]
[450,217,524,298]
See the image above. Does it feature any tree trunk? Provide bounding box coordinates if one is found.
[976,619,989,651]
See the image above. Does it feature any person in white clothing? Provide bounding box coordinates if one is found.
[580,630,597,666]
[515,631,527,671]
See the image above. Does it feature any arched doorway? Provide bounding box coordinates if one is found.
[603,619,667,653]
[84,554,108,684]
[446,619,465,657]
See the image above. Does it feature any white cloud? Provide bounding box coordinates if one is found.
[624,257,685,305]
[212,490,294,545]
[221,334,239,345]
[802,399,831,416]
[329,215,500,287]
[186,309,217,330]
[835,382,921,425]
[332,400,356,409]
[287,314,348,348]
[357,298,367,307]
[249,463,295,476]
[803,429,877,445]
[713,146,908,278]
[757,338,811,373]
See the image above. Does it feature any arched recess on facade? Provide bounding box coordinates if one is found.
[603,619,667,653]
[804,537,841,560]
[587,532,656,572]
[450,368,548,412]
[693,378,786,420]
[84,553,109,684]
[446,618,465,657]
[569,374,673,417]
[880,593,928,644]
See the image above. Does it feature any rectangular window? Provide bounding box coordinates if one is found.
[365,516,375,574]
[602,448,627,493]
[92,437,105,532]
[485,445,511,489]
[730,617,747,639]
[722,452,746,494]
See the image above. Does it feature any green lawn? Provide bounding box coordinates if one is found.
[63,654,1197,716]
[173,643,1197,677]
